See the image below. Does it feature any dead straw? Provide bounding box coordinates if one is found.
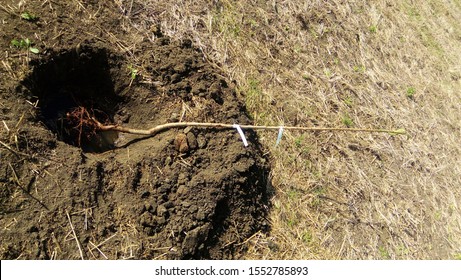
[0,140,29,158]
[66,210,85,260]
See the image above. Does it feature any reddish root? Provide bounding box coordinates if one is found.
[65,106,105,147]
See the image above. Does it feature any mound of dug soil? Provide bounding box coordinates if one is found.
[0,2,269,260]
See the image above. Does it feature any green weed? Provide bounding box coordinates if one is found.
[310,186,325,207]
[129,67,138,79]
[342,115,354,127]
[287,189,299,200]
[324,68,333,79]
[248,19,258,28]
[397,244,410,256]
[20,12,38,22]
[10,38,39,54]
[128,65,138,85]
[406,87,416,99]
[294,135,304,148]
[302,231,313,244]
[379,246,391,259]
[244,78,264,118]
[294,44,302,53]
[343,96,353,107]
[287,218,298,228]
[212,7,242,38]
[369,25,377,33]
[407,6,421,19]
[353,65,366,73]
[302,73,312,81]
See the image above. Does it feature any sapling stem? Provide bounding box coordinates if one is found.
[91,118,405,137]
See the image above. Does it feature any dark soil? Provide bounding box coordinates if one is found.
[0,1,270,259]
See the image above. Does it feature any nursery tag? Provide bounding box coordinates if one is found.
[232,124,248,147]
[276,126,284,146]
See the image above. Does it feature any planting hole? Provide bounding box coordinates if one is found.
[23,46,121,153]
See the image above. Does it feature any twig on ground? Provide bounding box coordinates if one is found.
[66,210,85,260]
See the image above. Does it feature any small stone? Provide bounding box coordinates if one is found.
[163,201,174,209]
[138,204,147,215]
[191,83,206,95]
[177,185,188,195]
[168,192,176,201]
[196,210,206,221]
[156,216,167,225]
[144,203,153,213]
[186,132,198,150]
[174,133,189,153]
[171,73,181,83]
[164,156,172,166]
[157,204,168,217]
[197,134,207,149]
[182,224,210,255]
[183,126,193,134]
[141,191,150,199]
[189,205,198,214]
[158,186,169,194]
[233,158,255,173]
[140,213,155,226]
[174,64,187,74]
[178,173,188,185]
[148,202,158,214]
[169,113,179,122]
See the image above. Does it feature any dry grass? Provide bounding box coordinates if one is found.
[120,0,461,259]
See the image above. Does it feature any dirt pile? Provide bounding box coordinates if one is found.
[0,2,269,259]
